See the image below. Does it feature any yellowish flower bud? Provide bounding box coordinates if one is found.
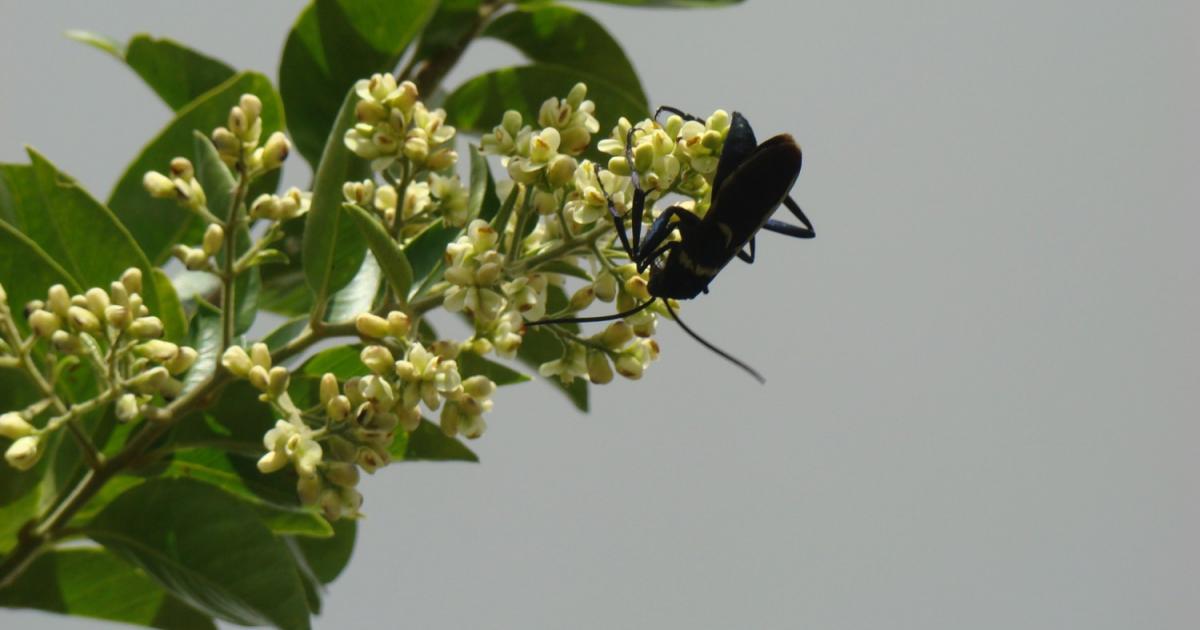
[84,287,109,318]
[67,305,101,333]
[50,330,80,354]
[587,351,613,384]
[165,346,198,375]
[121,268,143,296]
[104,305,129,330]
[221,346,252,377]
[569,285,595,311]
[249,342,271,369]
[248,365,270,392]
[327,395,351,422]
[0,412,34,439]
[624,275,651,302]
[267,366,290,398]
[360,345,394,375]
[614,354,644,380]
[128,316,164,339]
[319,373,339,406]
[202,223,224,256]
[115,393,140,422]
[143,171,176,198]
[600,321,634,349]
[262,132,290,170]
[135,339,179,363]
[326,462,360,488]
[355,313,390,339]
[5,435,41,471]
[387,311,410,339]
[426,148,457,171]
[129,366,170,395]
[28,309,61,337]
[257,449,289,474]
[47,284,70,317]
[594,273,618,302]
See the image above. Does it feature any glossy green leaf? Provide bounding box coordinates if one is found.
[302,87,370,308]
[484,4,647,107]
[0,219,79,332]
[467,144,500,222]
[279,0,439,165]
[457,351,531,386]
[257,271,312,317]
[516,285,589,412]
[344,204,413,301]
[151,269,188,344]
[166,382,276,456]
[87,478,311,629]
[107,72,284,265]
[263,317,310,352]
[411,0,481,65]
[292,519,356,585]
[181,302,221,394]
[404,219,460,293]
[401,419,479,462]
[323,251,381,324]
[0,547,215,630]
[445,64,648,142]
[301,345,368,380]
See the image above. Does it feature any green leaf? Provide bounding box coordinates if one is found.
[263,317,310,352]
[279,0,439,166]
[0,547,215,630]
[150,268,189,344]
[401,419,479,462]
[545,0,744,6]
[404,219,460,293]
[257,271,312,317]
[70,31,236,112]
[344,204,413,302]
[0,219,79,333]
[292,519,356,585]
[181,302,221,394]
[457,352,531,386]
[301,345,368,380]
[86,478,311,629]
[445,63,648,144]
[532,259,593,280]
[484,4,647,107]
[302,87,370,308]
[324,251,381,324]
[411,0,481,65]
[107,71,284,265]
[467,144,500,222]
[488,177,522,239]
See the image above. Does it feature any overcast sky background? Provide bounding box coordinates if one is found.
[2,1,1199,628]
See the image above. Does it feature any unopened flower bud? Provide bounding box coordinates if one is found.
[426,148,457,171]
[169,157,194,181]
[600,321,634,348]
[326,462,360,488]
[267,366,290,399]
[462,375,495,400]
[135,340,179,363]
[319,373,339,406]
[569,285,595,311]
[143,171,176,198]
[403,137,429,163]
[632,317,656,338]
[297,475,321,505]
[115,393,141,422]
[587,351,614,384]
[129,366,171,395]
[327,395,351,422]
[67,305,101,333]
[165,346,198,375]
[84,287,109,318]
[28,310,61,337]
[615,354,644,380]
[104,305,130,330]
[50,330,80,355]
[5,435,41,471]
[212,127,240,163]
[128,316,164,339]
[121,268,143,296]
[355,313,390,339]
[262,132,290,170]
[356,447,386,474]
[624,275,651,301]
[248,365,270,392]
[250,194,281,221]
[387,311,410,338]
[202,224,224,256]
[47,284,70,317]
[546,154,578,188]
[249,343,271,369]
[594,273,618,302]
[0,412,34,439]
[475,262,502,286]
[221,346,252,377]
[360,345,394,374]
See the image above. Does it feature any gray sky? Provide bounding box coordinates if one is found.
[2,1,1198,628]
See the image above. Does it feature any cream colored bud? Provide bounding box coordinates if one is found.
[249,342,271,369]
[587,351,614,384]
[0,412,34,439]
[5,435,41,471]
[569,285,595,311]
[439,403,460,437]
[632,318,656,338]
[183,247,209,270]
[104,305,129,330]
[319,373,340,406]
[475,262,502,286]
[135,339,179,363]
[547,154,578,188]
[50,330,80,355]
[84,287,110,317]
[115,393,141,423]
[429,340,460,360]
[262,132,290,170]
[267,366,290,399]
[212,126,240,157]
[222,346,252,377]
[386,311,410,339]
[250,194,282,221]
[143,171,176,198]
[462,375,495,400]
[326,462,360,488]
[360,345,394,375]
[165,346,198,375]
[169,157,194,180]
[601,320,635,349]
[121,268,143,296]
[355,313,390,339]
[326,395,351,422]
[356,448,386,474]
[426,148,457,171]
[128,316,164,339]
[129,366,170,395]
[248,365,270,391]
[297,475,322,505]
[47,284,70,317]
[567,82,588,108]
[202,223,224,256]
[67,305,101,333]
[239,94,262,122]
[624,275,651,302]
[615,354,644,380]
[28,310,61,337]
[594,273,618,302]
[108,281,128,306]
[228,106,248,137]
[403,136,429,163]
[607,156,631,176]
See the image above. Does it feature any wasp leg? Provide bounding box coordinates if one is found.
[654,105,703,123]
[762,196,815,239]
[736,237,756,263]
[638,206,702,272]
[597,176,636,260]
[623,125,650,253]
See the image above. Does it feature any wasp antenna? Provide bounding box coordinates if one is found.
[527,298,657,327]
[662,301,766,384]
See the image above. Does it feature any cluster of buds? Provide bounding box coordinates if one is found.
[343,74,457,174]
[442,220,511,324]
[538,320,660,385]
[222,342,290,402]
[211,94,290,174]
[249,187,311,223]
[143,157,207,213]
[0,270,199,471]
[172,223,224,271]
[482,82,598,187]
